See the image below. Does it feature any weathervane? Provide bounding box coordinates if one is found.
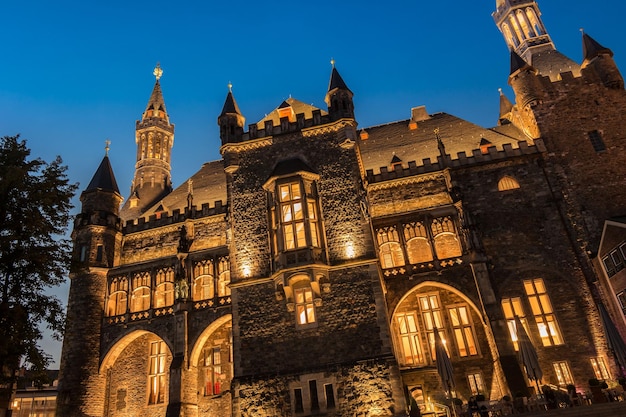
[105,139,111,156]
[153,63,163,81]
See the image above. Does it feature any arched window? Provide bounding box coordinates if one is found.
[217,256,231,297]
[525,8,544,35]
[376,226,405,269]
[431,217,462,260]
[404,222,433,264]
[107,277,128,316]
[498,176,520,191]
[516,10,533,38]
[154,268,174,308]
[502,23,520,48]
[509,15,524,42]
[194,260,214,301]
[131,272,151,312]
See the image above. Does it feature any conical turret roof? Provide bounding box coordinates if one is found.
[583,33,614,60]
[142,80,170,123]
[510,50,535,75]
[328,67,351,93]
[86,155,120,194]
[499,89,514,123]
[220,90,242,116]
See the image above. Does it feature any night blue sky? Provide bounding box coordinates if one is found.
[1,0,624,366]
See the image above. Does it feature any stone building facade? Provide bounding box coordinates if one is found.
[57,1,626,416]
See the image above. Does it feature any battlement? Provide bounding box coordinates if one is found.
[366,139,545,184]
[123,200,228,233]
[240,110,332,141]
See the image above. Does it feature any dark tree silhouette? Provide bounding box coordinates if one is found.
[0,135,77,407]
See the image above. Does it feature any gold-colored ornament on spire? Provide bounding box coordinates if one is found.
[228,81,233,92]
[153,63,163,81]
[105,139,111,156]
[330,58,335,68]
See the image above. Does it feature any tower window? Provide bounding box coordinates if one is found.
[324,384,335,409]
[294,388,304,413]
[588,130,606,152]
[524,278,563,346]
[96,244,103,262]
[498,176,520,191]
[148,341,167,404]
[295,286,316,326]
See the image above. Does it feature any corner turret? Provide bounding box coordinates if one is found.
[582,33,624,90]
[121,64,174,221]
[218,83,245,145]
[325,61,354,121]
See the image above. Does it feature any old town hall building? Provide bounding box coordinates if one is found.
[56,1,626,416]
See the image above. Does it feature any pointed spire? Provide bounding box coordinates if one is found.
[86,150,120,194]
[583,33,614,61]
[328,66,351,93]
[498,88,514,125]
[218,83,246,145]
[325,60,354,120]
[220,87,243,117]
[142,63,170,123]
[510,50,535,75]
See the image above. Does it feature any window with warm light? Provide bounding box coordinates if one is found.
[202,346,222,396]
[148,341,167,404]
[553,361,573,385]
[498,176,520,191]
[448,305,478,357]
[404,222,433,264]
[501,297,528,350]
[131,272,151,312]
[295,286,316,326]
[107,277,128,316]
[193,259,214,301]
[590,357,610,380]
[419,294,447,360]
[395,312,425,366]
[524,278,563,346]
[154,268,174,308]
[217,256,231,297]
[431,216,462,260]
[376,226,405,268]
[467,373,485,396]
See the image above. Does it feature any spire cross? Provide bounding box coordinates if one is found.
[105,139,111,156]
[153,63,163,81]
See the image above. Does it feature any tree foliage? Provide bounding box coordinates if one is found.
[0,135,77,385]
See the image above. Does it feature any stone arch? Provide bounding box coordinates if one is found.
[100,329,173,373]
[189,314,233,368]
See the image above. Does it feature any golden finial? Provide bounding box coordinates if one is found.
[153,63,163,81]
[498,87,503,95]
[105,139,111,156]
[434,128,440,137]
[579,27,584,35]
[228,81,233,92]
[330,58,335,68]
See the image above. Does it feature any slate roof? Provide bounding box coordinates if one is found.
[143,80,169,123]
[257,97,327,127]
[583,33,613,61]
[359,112,529,173]
[220,91,242,116]
[85,155,120,194]
[142,160,227,217]
[531,49,581,81]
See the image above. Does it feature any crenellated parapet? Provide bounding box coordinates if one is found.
[365,140,546,184]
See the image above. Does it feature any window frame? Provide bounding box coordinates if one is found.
[448,304,479,357]
[523,278,563,346]
[148,341,167,405]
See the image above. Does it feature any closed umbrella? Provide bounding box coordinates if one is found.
[434,327,457,417]
[598,303,626,377]
[514,315,543,394]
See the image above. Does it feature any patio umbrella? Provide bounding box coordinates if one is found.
[598,303,626,377]
[434,327,455,395]
[514,315,543,394]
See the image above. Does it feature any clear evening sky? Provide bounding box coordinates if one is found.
[1,0,624,367]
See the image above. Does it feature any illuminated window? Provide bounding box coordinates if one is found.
[498,176,520,191]
[467,373,485,396]
[376,226,405,268]
[419,294,447,360]
[154,268,174,308]
[148,341,167,404]
[524,279,563,346]
[501,297,528,350]
[431,217,462,260]
[404,222,433,264]
[525,7,544,35]
[448,306,478,357]
[590,357,610,380]
[395,312,425,366]
[553,361,573,386]
[295,286,316,326]
[193,259,214,300]
[202,347,222,396]
[217,256,231,297]
[131,272,151,312]
[516,10,533,39]
[107,277,128,316]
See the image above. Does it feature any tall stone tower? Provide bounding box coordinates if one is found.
[121,64,174,220]
[56,148,123,416]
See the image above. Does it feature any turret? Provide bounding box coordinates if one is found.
[121,64,174,220]
[582,33,624,90]
[218,83,245,145]
[325,61,354,121]
[498,88,514,125]
[508,51,543,138]
[56,146,123,416]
